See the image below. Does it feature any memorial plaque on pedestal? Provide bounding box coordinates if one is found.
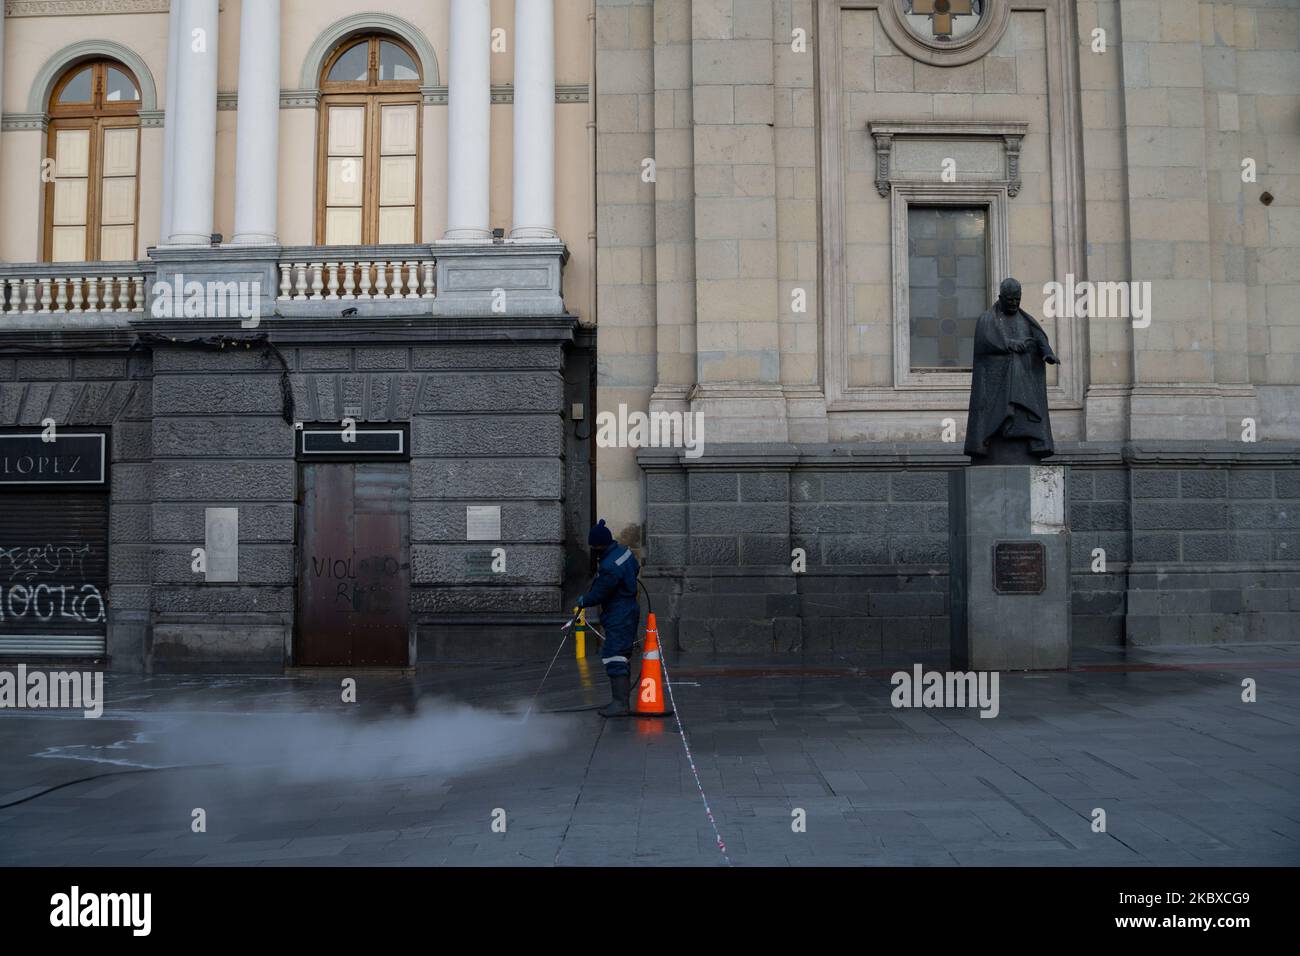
[992,542,1046,594]
[949,466,1071,671]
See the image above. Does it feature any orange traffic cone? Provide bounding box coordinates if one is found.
[633,613,673,718]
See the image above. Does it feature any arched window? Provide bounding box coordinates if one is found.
[44,59,142,262]
[318,35,422,245]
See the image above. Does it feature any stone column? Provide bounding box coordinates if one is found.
[159,0,181,244]
[0,6,7,189]
[445,0,491,241]
[232,0,280,245]
[167,0,219,246]
[510,0,556,240]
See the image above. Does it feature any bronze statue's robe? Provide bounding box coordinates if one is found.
[963,306,1058,460]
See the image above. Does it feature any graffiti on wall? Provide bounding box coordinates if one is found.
[311,554,401,615]
[0,544,91,581]
[0,544,106,625]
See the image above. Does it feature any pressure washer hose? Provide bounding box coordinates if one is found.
[637,577,654,620]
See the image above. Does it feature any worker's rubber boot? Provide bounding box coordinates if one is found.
[599,674,631,718]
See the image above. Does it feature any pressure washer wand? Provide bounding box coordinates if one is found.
[561,612,606,644]
[524,628,569,722]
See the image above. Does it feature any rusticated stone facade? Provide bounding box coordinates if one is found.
[601,1,1300,656]
[0,244,591,671]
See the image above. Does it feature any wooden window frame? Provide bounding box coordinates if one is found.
[43,60,142,263]
[315,35,423,246]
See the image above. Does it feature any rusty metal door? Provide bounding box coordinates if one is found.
[297,463,410,666]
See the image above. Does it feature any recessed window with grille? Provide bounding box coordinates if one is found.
[43,60,142,263]
[317,35,423,246]
[906,205,988,370]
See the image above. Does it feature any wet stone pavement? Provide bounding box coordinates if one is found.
[1,643,1298,867]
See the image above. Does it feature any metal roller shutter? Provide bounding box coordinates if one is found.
[0,493,109,657]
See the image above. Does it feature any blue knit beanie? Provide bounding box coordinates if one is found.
[588,519,614,548]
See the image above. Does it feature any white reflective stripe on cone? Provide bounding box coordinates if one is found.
[643,650,660,660]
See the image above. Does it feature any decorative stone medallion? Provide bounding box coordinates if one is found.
[902,0,985,43]
[878,0,1011,67]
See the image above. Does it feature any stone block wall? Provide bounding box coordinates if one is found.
[148,343,296,668]
[1124,462,1300,645]
[149,336,575,668]
[1067,466,1129,646]
[640,442,1300,661]
[643,446,956,663]
[595,0,658,543]
[0,317,583,671]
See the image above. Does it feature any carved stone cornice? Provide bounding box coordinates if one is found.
[555,84,590,104]
[867,120,1029,198]
[279,90,321,110]
[279,85,591,109]
[0,112,49,132]
[423,85,590,106]
[4,0,170,15]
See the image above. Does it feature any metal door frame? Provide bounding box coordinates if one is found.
[292,423,412,668]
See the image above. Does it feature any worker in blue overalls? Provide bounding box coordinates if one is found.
[575,519,640,717]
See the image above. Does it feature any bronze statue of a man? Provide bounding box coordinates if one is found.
[963,277,1058,465]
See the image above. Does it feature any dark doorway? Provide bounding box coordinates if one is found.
[297,463,410,666]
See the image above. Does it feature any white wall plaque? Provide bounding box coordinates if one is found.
[1030,466,1066,535]
[466,505,502,542]
[205,507,239,582]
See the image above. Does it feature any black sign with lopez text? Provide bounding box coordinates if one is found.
[0,433,107,486]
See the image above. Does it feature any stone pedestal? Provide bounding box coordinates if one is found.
[949,465,1071,670]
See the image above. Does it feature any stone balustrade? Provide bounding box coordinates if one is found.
[276,257,437,302]
[1,239,568,324]
[1,267,149,315]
